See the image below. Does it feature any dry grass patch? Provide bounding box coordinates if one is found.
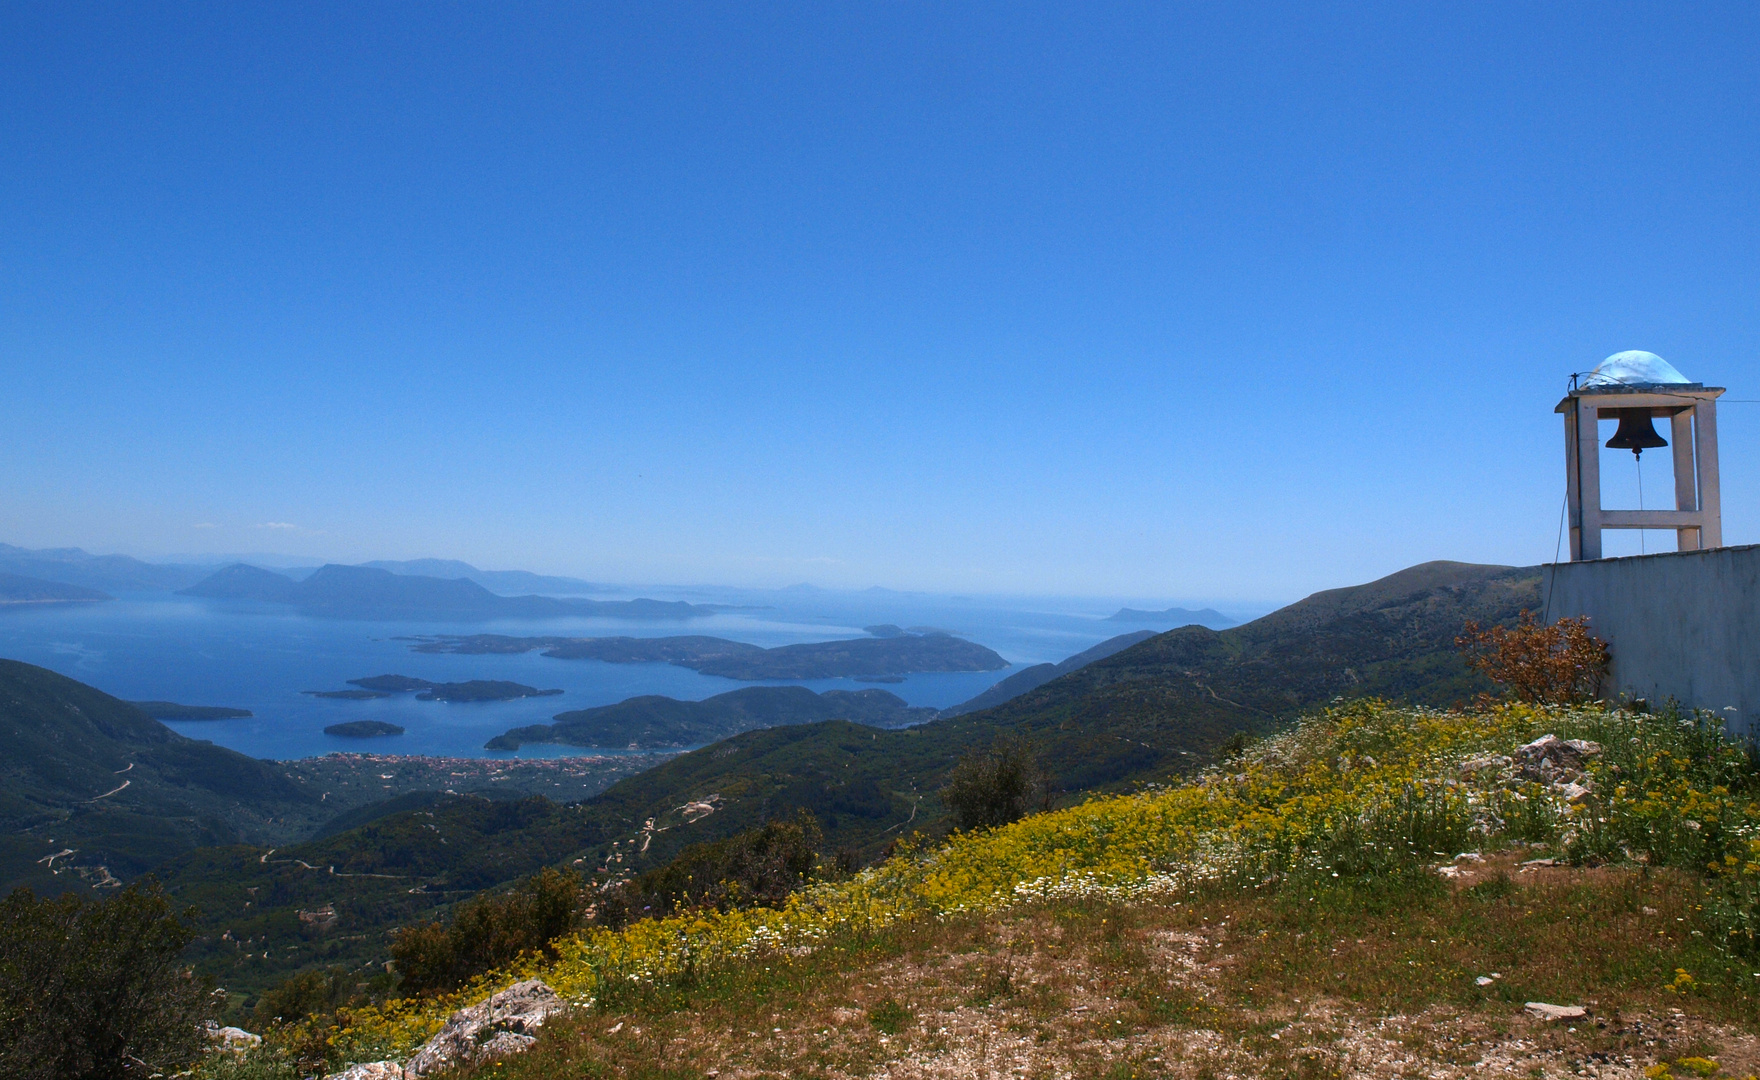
[447,859,1760,1080]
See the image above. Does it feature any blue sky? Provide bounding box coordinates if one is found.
[2,3,1756,604]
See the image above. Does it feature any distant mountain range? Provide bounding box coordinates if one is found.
[1104,605,1236,628]
[411,631,1010,679]
[488,685,936,750]
[0,544,210,593]
[361,559,604,597]
[0,542,636,606]
[0,572,111,605]
[179,563,717,620]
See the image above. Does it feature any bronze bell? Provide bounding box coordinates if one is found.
[1605,408,1668,457]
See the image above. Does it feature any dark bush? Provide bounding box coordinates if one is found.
[0,880,215,1080]
[390,866,581,995]
[592,811,822,928]
[1216,730,1253,763]
[252,967,357,1027]
[939,736,1050,832]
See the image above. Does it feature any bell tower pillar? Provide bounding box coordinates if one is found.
[1558,351,1723,561]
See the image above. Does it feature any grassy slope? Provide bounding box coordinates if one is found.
[221,696,1760,1080]
[437,861,1757,1080]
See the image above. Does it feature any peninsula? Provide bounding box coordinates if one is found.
[410,631,1008,680]
[486,685,934,750]
[0,571,111,605]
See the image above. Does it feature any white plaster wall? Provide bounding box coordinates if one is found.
[1543,544,1760,734]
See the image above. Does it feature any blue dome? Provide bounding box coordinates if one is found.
[1582,350,1692,388]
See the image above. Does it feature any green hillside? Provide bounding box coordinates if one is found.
[942,629,1156,716]
[149,559,1538,996]
[488,685,937,749]
[0,659,320,894]
[545,562,1537,868]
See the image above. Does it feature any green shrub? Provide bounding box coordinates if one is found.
[940,736,1051,833]
[593,811,822,928]
[390,866,581,995]
[0,880,215,1080]
[250,967,361,1027]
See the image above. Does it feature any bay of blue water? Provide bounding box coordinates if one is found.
[0,592,1138,761]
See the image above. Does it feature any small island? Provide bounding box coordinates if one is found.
[347,675,433,692]
[323,720,405,738]
[130,701,254,720]
[416,680,563,702]
[306,675,566,702]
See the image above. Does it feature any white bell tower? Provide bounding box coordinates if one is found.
[1557,350,1722,561]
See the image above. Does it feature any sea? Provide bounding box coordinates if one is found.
[0,590,1199,762]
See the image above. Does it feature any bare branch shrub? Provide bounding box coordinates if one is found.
[1456,611,1609,705]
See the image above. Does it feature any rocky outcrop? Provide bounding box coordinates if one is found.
[404,979,566,1076]
[319,980,566,1080]
[206,1024,262,1051]
[1524,1001,1587,1021]
[1514,734,1602,803]
[1515,734,1601,781]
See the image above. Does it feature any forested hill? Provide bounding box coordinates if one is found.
[942,630,1157,716]
[0,660,319,895]
[488,685,936,750]
[956,559,1542,783]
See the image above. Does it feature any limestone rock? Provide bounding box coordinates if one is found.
[1516,735,1601,782]
[404,979,565,1076]
[324,1063,404,1080]
[478,1031,539,1059]
[206,1024,262,1050]
[1524,1001,1587,1021]
[1459,753,1512,775]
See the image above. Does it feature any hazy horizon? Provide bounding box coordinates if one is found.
[1,536,1277,617]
